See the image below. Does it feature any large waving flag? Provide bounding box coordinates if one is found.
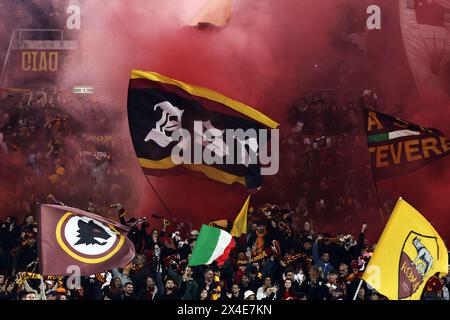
[365,108,450,180]
[188,225,234,267]
[37,205,135,276]
[128,70,278,190]
[362,198,448,300]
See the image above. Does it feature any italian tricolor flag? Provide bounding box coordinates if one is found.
[188,225,235,267]
[367,129,420,143]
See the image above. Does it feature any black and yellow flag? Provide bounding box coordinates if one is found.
[365,108,450,180]
[362,198,448,300]
[127,70,278,190]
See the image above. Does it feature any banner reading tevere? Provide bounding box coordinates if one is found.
[365,108,450,180]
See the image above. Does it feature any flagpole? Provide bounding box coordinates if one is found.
[353,279,364,300]
[372,177,386,223]
[145,175,174,218]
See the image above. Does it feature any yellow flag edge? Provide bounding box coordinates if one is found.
[130,70,279,129]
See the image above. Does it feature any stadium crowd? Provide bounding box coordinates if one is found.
[264,89,391,231]
[1,202,449,301]
[0,86,138,216]
[1,87,449,301]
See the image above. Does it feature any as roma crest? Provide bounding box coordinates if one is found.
[55,212,126,264]
[398,231,439,299]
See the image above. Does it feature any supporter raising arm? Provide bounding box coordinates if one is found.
[111,203,146,252]
[166,264,198,300]
[313,234,334,278]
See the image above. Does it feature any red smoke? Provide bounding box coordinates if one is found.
[0,0,442,241]
[66,0,345,230]
[62,0,450,242]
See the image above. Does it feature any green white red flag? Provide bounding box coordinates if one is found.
[188,224,235,267]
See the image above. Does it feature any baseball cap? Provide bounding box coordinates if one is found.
[190,230,199,237]
[243,290,256,300]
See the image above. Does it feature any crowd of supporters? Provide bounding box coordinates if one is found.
[1,202,449,301]
[0,87,139,221]
[263,90,389,232]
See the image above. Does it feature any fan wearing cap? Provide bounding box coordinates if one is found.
[56,287,67,300]
[46,290,58,301]
[243,290,256,300]
[190,229,199,240]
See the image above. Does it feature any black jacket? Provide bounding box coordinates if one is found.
[122,294,137,300]
[130,265,152,295]
[138,286,161,300]
[299,279,330,300]
[157,290,181,301]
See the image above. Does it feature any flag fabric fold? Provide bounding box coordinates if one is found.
[37,204,135,276]
[362,198,448,300]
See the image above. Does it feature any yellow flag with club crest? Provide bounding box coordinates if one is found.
[362,198,448,300]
